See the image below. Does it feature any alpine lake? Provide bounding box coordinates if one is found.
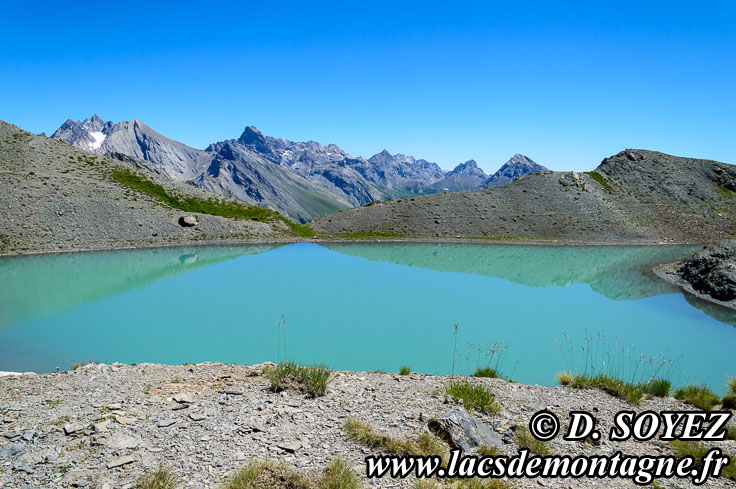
[1,243,734,395]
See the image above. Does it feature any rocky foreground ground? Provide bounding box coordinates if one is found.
[1,362,735,489]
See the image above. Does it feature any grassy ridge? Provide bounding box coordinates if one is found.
[110,166,312,236]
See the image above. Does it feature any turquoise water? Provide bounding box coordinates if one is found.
[1,243,734,394]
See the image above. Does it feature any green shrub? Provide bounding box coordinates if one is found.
[674,385,720,411]
[728,377,736,395]
[263,362,332,398]
[398,365,411,375]
[445,381,499,414]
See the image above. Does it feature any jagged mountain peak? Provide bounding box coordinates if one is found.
[485,154,547,188]
[449,159,482,174]
[52,115,209,181]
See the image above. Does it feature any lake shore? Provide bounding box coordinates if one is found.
[0,235,711,258]
[1,362,735,489]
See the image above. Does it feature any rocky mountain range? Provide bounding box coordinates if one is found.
[313,149,736,244]
[51,115,210,181]
[52,116,546,222]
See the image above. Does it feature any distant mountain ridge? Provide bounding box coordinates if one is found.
[313,149,736,243]
[53,115,546,221]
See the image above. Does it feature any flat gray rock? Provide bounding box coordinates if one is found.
[63,422,86,435]
[157,418,177,428]
[173,393,194,404]
[428,406,502,451]
[0,442,24,458]
[107,455,135,469]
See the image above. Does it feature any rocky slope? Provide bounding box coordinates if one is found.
[1,362,734,489]
[313,150,736,244]
[655,239,736,310]
[0,121,297,256]
[52,116,544,222]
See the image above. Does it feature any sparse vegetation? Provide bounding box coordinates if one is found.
[585,171,612,191]
[467,341,512,381]
[670,441,736,481]
[398,365,412,375]
[343,418,448,460]
[445,381,499,414]
[71,360,98,370]
[220,458,362,489]
[674,385,720,411]
[135,467,178,489]
[556,373,643,404]
[640,378,671,397]
[109,166,312,237]
[336,230,405,239]
[477,445,502,457]
[46,399,64,408]
[514,426,551,456]
[414,478,511,489]
[263,361,332,398]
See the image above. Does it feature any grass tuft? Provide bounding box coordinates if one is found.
[674,385,720,411]
[722,394,736,410]
[318,458,362,489]
[476,445,502,457]
[343,418,448,460]
[263,361,332,398]
[220,460,310,489]
[445,381,499,414]
[472,367,501,379]
[728,377,736,395]
[640,379,671,397]
[398,365,412,375]
[514,426,551,456]
[556,373,643,404]
[136,467,178,489]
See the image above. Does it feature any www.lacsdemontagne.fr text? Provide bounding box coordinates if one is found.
[365,448,731,486]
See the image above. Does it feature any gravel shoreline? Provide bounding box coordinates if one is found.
[0,236,709,259]
[1,362,734,489]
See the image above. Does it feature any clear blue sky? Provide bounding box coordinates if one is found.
[1,1,734,172]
